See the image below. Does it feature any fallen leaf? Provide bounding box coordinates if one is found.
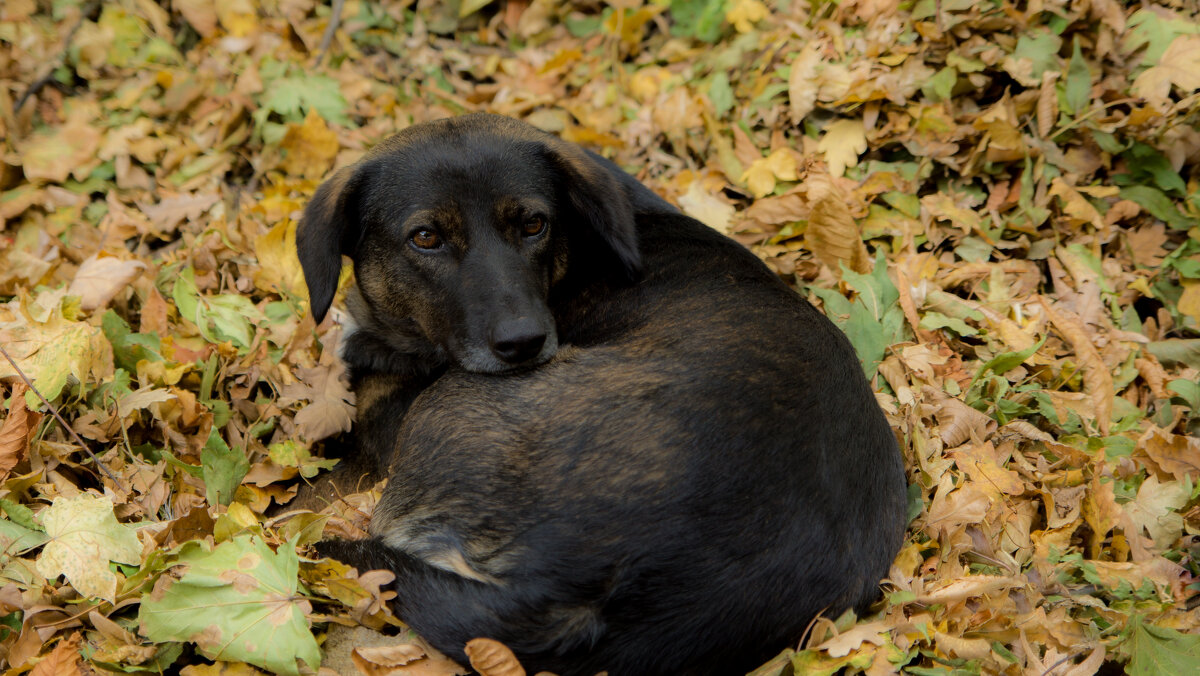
[677,180,735,234]
[67,254,146,311]
[281,361,356,441]
[805,193,870,275]
[1140,427,1200,482]
[28,632,83,676]
[35,494,143,602]
[0,382,34,480]
[465,638,525,676]
[280,109,340,179]
[818,119,868,178]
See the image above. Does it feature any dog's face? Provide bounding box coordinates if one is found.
[296,114,640,373]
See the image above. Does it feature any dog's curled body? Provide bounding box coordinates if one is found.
[298,114,907,676]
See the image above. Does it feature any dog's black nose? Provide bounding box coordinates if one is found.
[491,318,547,364]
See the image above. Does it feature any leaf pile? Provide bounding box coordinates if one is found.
[1,0,1199,674]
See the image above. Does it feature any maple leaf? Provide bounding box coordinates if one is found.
[281,361,356,442]
[35,494,143,602]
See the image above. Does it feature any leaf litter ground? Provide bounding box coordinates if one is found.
[1,1,1200,674]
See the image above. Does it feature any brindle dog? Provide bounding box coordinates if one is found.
[295,114,906,676]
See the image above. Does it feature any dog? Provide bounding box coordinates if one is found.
[295,114,907,676]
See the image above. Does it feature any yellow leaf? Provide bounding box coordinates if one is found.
[725,0,768,34]
[35,494,143,602]
[214,0,258,37]
[817,118,867,178]
[1048,178,1104,230]
[280,109,340,179]
[1178,280,1200,323]
[254,218,307,297]
[677,180,735,235]
[739,149,797,199]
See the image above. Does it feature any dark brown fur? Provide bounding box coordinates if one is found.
[295,114,907,676]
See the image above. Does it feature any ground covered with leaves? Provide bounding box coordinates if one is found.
[1,0,1199,674]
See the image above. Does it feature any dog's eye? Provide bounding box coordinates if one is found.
[522,216,547,237]
[410,229,442,250]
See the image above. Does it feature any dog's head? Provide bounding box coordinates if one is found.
[296,114,640,373]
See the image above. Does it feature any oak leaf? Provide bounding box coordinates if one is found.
[817,119,867,178]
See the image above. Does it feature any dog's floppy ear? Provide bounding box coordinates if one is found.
[296,164,369,323]
[547,142,641,278]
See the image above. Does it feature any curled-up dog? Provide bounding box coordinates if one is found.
[295,114,907,676]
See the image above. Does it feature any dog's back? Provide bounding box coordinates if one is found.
[365,214,906,675]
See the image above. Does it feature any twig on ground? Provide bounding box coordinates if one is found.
[315,0,347,66]
[0,344,124,490]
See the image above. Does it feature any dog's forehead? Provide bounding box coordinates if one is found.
[365,134,558,214]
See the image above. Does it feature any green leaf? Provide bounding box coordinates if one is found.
[922,66,957,102]
[1118,144,1188,196]
[920,312,979,337]
[0,516,48,554]
[840,255,899,322]
[1065,36,1091,115]
[669,0,727,42]
[1167,379,1200,411]
[974,336,1047,382]
[138,535,320,676]
[1119,186,1192,230]
[1124,617,1200,676]
[0,498,40,531]
[254,75,350,130]
[1012,30,1062,80]
[709,72,734,116]
[200,427,249,507]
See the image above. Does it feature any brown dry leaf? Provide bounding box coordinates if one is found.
[281,360,356,441]
[280,109,341,179]
[28,631,83,676]
[67,254,146,311]
[180,661,268,675]
[1039,299,1113,435]
[788,43,823,122]
[1140,427,1200,482]
[924,474,990,535]
[817,119,867,178]
[1126,223,1168,267]
[0,382,34,480]
[805,194,869,275]
[813,620,889,657]
[1037,71,1059,138]
[1131,36,1200,104]
[931,396,997,448]
[932,631,991,661]
[465,638,525,676]
[1121,475,1188,551]
[916,575,1020,605]
[175,0,219,37]
[20,109,102,184]
[1048,178,1105,230]
[138,193,221,235]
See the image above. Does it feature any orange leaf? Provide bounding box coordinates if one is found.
[465,638,526,676]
